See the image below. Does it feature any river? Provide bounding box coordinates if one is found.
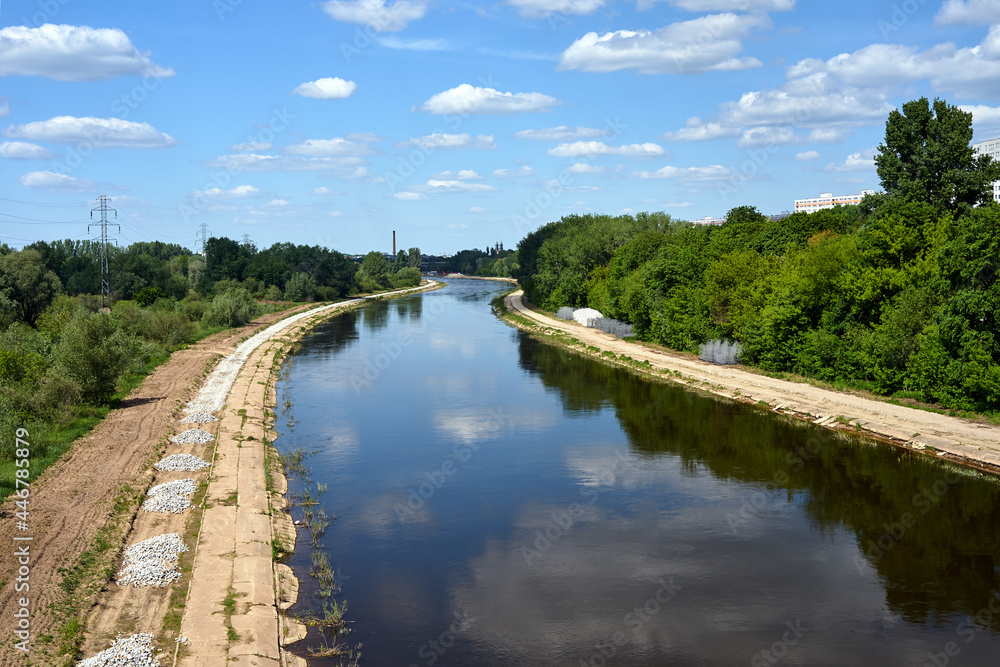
[274,279,1000,666]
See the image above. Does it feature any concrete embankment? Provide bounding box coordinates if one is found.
[503,290,1000,473]
[175,281,439,666]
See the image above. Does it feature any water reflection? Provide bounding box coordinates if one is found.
[275,280,1000,667]
[518,334,1000,633]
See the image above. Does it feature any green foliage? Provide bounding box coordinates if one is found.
[356,251,390,291]
[202,288,260,328]
[284,272,318,302]
[390,267,421,288]
[54,312,137,403]
[876,97,1000,212]
[135,286,165,307]
[0,249,64,326]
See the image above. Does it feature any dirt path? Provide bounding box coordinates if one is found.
[0,306,314,667]
[505,290,1000,472]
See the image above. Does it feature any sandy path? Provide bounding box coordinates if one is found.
[0,306,319,667]
[505,290,1000,471]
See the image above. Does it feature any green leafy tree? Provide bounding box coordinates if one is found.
[202,287,260,327]
[0,249,64,326]
[875,97,1000,211]
[54,312,136,403]
[356,251,390,291]
[284,272,317,301]
[407,247,422,269]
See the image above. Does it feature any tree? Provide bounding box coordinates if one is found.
[356,251,390,291]
[0,250,64,326]
[875,97,1000,211]
[407,247,422,269]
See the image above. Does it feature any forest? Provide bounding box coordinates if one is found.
[513,98,1000,416]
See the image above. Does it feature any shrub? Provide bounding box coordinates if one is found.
[54,312,136,403]
[201,288,260,328]
[135,286,165,307]
[390,267,421,288]
[264,285,283,301]
[139,309,194,347]
[284,272,317,302]
[315,285,339,301]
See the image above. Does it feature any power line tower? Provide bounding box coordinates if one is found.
[195,223,210,255]
[89,195,118,310]
[240,233,253,247]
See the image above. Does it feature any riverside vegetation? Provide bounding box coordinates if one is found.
[0,238,423,500]
[511,98,1000,418]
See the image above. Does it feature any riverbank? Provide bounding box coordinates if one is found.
[0,281,437,666]
[501,289,1000,473]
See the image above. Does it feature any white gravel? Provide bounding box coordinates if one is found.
[142,479,197,514]
[155,454,211,471]
[116,534,188,588]
[180,411,218,424]
[170,428,215,445]
[573,308,604,327]
[77,633,159,666]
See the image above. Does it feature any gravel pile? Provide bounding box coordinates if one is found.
[78,633,159,666]
[116,534,188,588]
[155,454,211,471]
[180,411,218,424]
[170,428,215,445]
[142,479,197,514]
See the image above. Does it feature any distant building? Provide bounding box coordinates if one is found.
[972,137,1000,203]
[794,190,875,214]
[692,216,725,225]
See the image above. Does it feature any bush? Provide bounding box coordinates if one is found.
[135,286,165,307]
[390,267,421,288]
[315,285,339,301]
[202,288,260,328]
[264,285,283,301]
[139,309,194,347]
[54,312,137,403]
[177,292,209,321]
[284,272,317,302]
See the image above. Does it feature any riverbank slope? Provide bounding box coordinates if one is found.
[503,290,1000,472]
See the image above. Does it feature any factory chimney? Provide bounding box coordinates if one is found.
[393,230,396,255]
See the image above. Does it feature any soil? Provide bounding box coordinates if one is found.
[505,290,1000,473]
[0,306,312,667]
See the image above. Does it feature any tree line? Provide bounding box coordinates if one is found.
[513,98,1000,416]
[0,236,423,497]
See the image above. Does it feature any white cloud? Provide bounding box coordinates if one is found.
[418,179,498,193]
[397,133,496,150]
[632,164,733,183]
[329,210,343,216]
[282,137,372,156]
[795,150,821,162]
[786,38,1000,98]
[567,162,605,174]
[0,24,174,81]
[378,36,450,50]
[468,206,488,212]
[420,84,561,115]
[935,0,1000,25]
[546,141,664,158]
[431,169,483,180]
[205,153,374,178]
[291,77,357,99]
[962,104,1000,138]
[19,170,99,193]
[193,185,260,199]
[320,0,429,32]
[0,100,9,117]
[231,141,273,152]
[809,128,850,144]
[0,141,54,159]
[493,166,535,178]
[557,13,769,75]
[663,120,740,142]
[512,126,608,141]
[642,0,794,9]
[394,191,429,200]
[4,116,176,148]
[311,186,343,195]
[544,178,600,192]
[505,0,604,18]
[737,126,800,148]
[824,148,876,172]
[265,198,291,207]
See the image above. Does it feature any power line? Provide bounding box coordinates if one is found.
[195,222,210,254]
[90,195,119,310]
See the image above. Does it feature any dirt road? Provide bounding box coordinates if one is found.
[0,306,312,666]
[505,290,1000,472]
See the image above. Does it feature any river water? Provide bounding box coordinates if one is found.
[274,279,1000,666]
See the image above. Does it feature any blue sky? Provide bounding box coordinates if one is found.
[1,0,1000,255]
